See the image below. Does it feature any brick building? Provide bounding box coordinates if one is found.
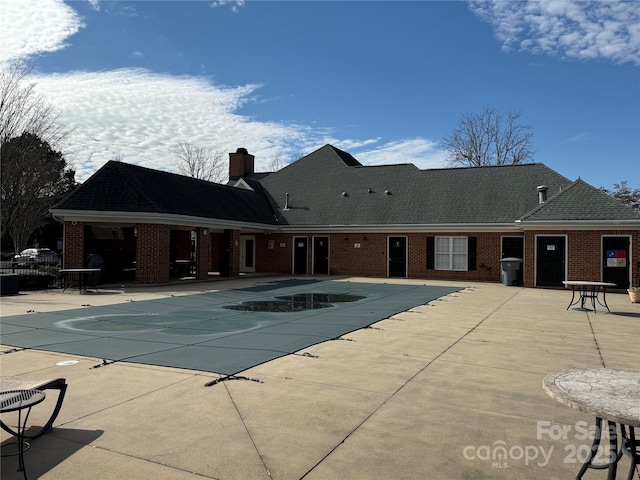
[50,145,640,289]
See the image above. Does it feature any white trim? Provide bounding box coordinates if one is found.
[50,209,280,232]
[240,235,256,273]
[280,223,520,233]
[434,236,469,271]
[517,220,640,230]
[230,179,255,191]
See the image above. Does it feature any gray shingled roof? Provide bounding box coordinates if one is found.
[259,145,577,225]
[519,179,640,222]
[52,161,278,225]
[51,145,640,229]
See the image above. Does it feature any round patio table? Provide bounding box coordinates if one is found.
[543,369,639,480]
[0,389,46,480]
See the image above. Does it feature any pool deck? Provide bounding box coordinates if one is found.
[1,276,639,480]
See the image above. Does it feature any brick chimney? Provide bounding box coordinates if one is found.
[228,148,255,180]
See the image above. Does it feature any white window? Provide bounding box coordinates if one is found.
[435,237,468,271]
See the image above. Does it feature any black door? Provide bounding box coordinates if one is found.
[293,237,308,274]
[603,236,630,289]
[388,237,407,278]
[313,237,329,275]
[536,236,565,287]
[502,237,524,285]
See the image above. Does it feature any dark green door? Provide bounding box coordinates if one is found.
[293,237,308,275]
[313,237,329,275]
[603,236,630,289]
[536,236,565,287]
[388,237,407,278]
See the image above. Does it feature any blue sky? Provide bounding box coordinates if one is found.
[1,0,638,190]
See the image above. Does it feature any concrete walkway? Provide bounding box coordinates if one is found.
[1,277,638,480]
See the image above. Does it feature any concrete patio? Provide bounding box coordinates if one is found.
[1,276,639,480]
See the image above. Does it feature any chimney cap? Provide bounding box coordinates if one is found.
[236,147,248,154]
[537,185,548,192]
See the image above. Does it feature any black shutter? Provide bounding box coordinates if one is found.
[426,237,434,270]
[468,236,477,271]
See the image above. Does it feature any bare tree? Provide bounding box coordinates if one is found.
[602,181,640,212]
[269,153,286,172]
[443,106,534,167]
[0,61,74,251]
[175,141,226,183]
[0,61,69,147]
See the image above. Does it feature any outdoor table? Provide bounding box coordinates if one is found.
[59,268,101,294]
[562,281,617,313]
[174,259,195,276]
[0,389,46,479]
[543,369,639,480]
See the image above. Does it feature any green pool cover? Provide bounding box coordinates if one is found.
[0,280,461,377]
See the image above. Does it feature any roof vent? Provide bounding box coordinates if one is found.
[283,193,290,210]
[368,187,373,193]
[537,185,548,204]
[342,192,349,197]
[384,190,392,195]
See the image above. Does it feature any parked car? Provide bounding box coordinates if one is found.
[13,248,59,268]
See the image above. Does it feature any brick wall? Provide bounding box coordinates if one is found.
[196,228,211,280]
[523,230,638,288]
[255,234,293,274]
[252,231,515,281]
[63,221,85,268]
[218,229,241,277]
[135,223,170,284]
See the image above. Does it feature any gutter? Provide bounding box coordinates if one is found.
[49,209,282,232]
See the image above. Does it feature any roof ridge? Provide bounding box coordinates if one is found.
[518,180,580,221]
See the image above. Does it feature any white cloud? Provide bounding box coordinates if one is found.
[356,138,448,170]
[32,69,315,181]
[469,0,640,65]
[210,1,245,13]
[0,0,84,63]
[2,0,445,184]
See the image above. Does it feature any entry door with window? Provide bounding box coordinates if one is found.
[240,235,255,273]
[388,237,407,278]
[293,237,308,274]
[536,236,565,287]
[603,236,630,289]
[313,237,329,275]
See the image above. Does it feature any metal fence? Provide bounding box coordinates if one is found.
[0,261,61,290]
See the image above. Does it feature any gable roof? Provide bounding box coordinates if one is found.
[259,145,576,226]
[50,145,640,231]
[52,161,278,226]
[518,179,640,223]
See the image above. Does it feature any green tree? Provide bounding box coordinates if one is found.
[1,133,76,252]
[602,181,640,212]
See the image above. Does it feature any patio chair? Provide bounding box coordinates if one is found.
[0,376,68,439]
[86,254,105,287]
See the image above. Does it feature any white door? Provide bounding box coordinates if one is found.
[240,235,255,273]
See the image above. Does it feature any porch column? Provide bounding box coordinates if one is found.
[135,224,171,284]
[196,228,211,280]
[63,221,85,268]
[222,229,241,277]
